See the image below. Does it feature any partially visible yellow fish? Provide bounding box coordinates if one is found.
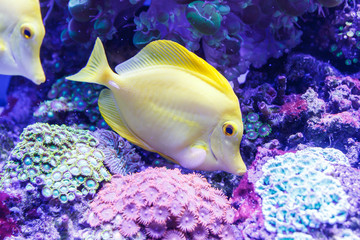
[66,38,246,175]
[0,0,45,84]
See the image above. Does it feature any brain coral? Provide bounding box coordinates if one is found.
[0,123,111,204]
[255,147,350,239]
[81,167,237,239]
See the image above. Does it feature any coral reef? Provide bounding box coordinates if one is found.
[34,78,107,130]
[0,123,111,203]
[0,192,19,240]
[133,0,344,80]
[331,165,360,237]
[1,1,360,239]
[255,147,351,239]
[81,167,238,239]
[62,0,145,44]
[309,1,360,71]
[90,129,144,175]
[243,112,272,141]
[0,119,20,163]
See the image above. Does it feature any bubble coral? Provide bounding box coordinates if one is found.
[85,167,236,239]
[60,0,145,44]
[186,1,222,35]
[68,0,98,23]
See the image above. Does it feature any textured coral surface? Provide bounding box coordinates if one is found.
[82,167,237,239]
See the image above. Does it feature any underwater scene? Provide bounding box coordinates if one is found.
[1,0,360,239]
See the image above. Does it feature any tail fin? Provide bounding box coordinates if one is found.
[66,38,113,85]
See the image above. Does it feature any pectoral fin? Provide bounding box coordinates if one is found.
[176,146,207,170]
[98,88,153,152]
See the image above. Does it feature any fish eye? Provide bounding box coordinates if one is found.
[21,25,33,39]
[223,123,235,136]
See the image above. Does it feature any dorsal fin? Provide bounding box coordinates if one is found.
[115,40,233,94]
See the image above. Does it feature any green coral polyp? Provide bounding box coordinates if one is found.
[18,172,29,181]
[258,124,272,137]
[77,176,85,183]
[42,187,52,198]
[93,150,104,160]
[53,189,60,198]
[27,167,38,177]
[35,134,43,142]
[246,130,258,140]
[52,171,63,181]
[245,123,255,132]
[69,166,80,175]
[99,167,111,180]
[81,166,92,176]
[88,157,99,168]
[60,185,68,193]
[186,1,222,35]
[23,156,32,166]
[246,112,260,123]
[85,178,98,190]
[244,112,272,140]
[68,192,76,201]
[33,154,41,163]
[59,194,68,203]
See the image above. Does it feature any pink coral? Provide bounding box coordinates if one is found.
[177,210,198,232]
[163,230,186,240]
[87,167,235,239]
[119,219,140,237]
[231,176,261,223]
[146,222,166,238]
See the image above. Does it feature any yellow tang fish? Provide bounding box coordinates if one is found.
[67,38,246,175]
[0,0,45,84]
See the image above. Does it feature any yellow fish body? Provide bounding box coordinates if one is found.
[67,38,246,175]
[0,0,45,84]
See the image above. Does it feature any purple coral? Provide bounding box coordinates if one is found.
[0,192,19,240]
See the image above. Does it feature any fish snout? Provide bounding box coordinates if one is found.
[29,72,46,85]
[25,59,46,84]
[223,152,247,176]
[236,166,247,175]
